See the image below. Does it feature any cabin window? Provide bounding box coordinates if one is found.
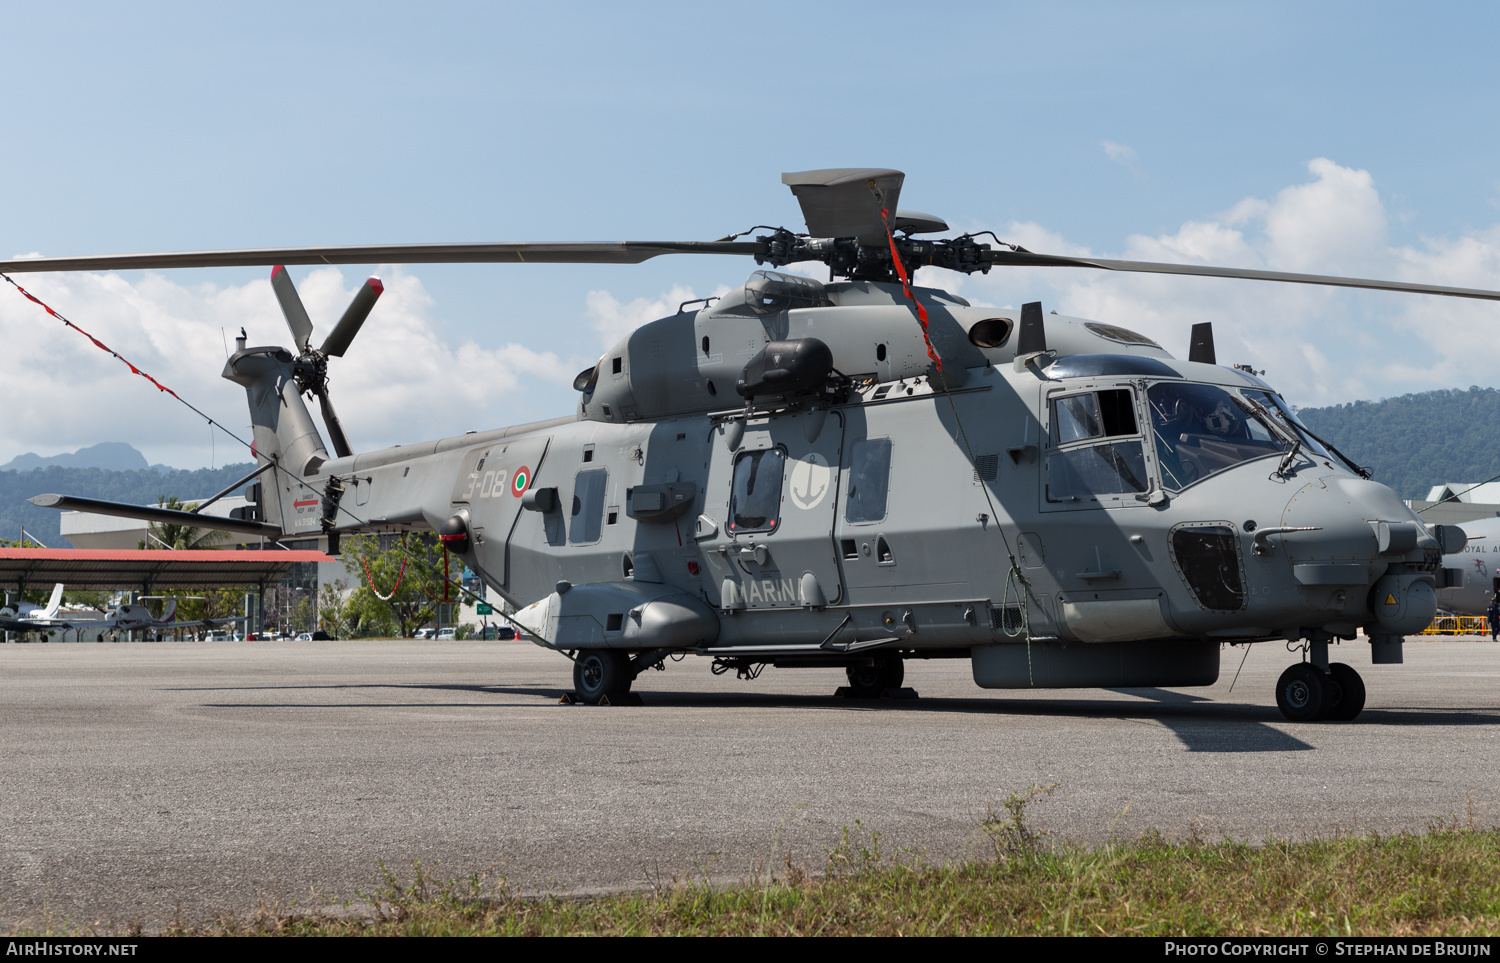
[845,438,892,524]
[569,468,608,544]
[728,448,785,534]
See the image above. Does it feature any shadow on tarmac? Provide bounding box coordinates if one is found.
[176,680,1500,753]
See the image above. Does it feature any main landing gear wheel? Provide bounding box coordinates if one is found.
[1275,663,1327,722]
[845,657,904,699]
[573,650,632,705]
[1325,663,1366,721]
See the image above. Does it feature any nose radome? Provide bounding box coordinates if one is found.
[1280,477,1383,561]
[1329,476,1422,525]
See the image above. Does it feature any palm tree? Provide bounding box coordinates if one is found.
[139,496,231,550]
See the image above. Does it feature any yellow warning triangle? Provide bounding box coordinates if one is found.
[1385,593,1397,605]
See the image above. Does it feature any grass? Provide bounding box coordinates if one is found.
[12,791,1500,937]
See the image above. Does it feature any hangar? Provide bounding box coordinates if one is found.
[0,547,332,636]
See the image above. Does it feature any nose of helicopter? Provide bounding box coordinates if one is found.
[1276,474,1439,641]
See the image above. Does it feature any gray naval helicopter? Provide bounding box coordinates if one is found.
[15,168,1499,721]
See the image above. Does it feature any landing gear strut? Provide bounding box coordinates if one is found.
[1275,634,1366,722]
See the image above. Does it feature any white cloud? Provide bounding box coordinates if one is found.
[1101,140,1138,169]
[0,267,578,468]
[584,283,731,347]
[9,157,1500,471]
[961,158,1500,408]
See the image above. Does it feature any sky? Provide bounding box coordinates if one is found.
[3,2,1500,468]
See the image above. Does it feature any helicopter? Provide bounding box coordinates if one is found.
[8,167,1496,722]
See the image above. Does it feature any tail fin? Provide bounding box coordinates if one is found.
[42,583,64,619]
[222,336,331,536]
[158,599,177,624]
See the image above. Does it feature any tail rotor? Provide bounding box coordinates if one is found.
[268,266,384,458]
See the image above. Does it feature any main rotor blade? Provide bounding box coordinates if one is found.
[0,241,758,274]
[783,168,903,245]
[270,265,314,353]
[320,277,383,358]
[983,250,1500,302]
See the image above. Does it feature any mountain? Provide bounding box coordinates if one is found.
[1296,387,1500,501]
[0,462,257,547]
[1,442,151,473]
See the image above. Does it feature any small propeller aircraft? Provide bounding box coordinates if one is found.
[0,588,247,640]
[8,168,1495,720]
[0,582,67,633]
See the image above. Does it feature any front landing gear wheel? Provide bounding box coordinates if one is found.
[1325,663,1366,721]
[845,657,904,698]
[1275,663,1327,722]
[573,650,632,705]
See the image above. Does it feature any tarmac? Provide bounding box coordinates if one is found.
[1,635,1497,930]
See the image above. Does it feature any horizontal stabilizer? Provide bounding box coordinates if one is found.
[28,494,283,538]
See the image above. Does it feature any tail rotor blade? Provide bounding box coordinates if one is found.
[316,387,354,459]
[320,277,383,358]
[270,265,315,353]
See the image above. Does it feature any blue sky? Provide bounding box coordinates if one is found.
[4,2,1500,467]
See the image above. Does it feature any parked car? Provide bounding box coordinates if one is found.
[413,627,435,639]
[437,627,457,640]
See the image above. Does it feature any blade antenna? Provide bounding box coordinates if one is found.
[1188,322,1217,364]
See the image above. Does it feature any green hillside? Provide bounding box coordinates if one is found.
[1296,387,1500,500]
[0,463,256,547]
[0,386,1492,546]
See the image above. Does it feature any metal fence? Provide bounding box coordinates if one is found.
[1420,615,1490,636]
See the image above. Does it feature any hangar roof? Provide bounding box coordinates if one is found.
[0,548,333,592]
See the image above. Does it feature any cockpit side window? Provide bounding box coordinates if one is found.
[1045,387,1147,507]
[1050,388,1137,446]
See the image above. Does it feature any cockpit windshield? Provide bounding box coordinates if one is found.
[1148,382,1292,491]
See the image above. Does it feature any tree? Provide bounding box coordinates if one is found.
[317,578,352,638]
[139,496,231,551]
[341,534,463,638]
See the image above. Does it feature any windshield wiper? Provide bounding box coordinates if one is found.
[1282,418,1372,479]
[1233,396,1303,478]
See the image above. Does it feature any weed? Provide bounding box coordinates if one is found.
[980,783,1057,861]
